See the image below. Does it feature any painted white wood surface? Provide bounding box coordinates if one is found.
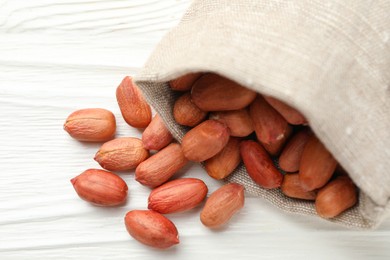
[0,1,389,259]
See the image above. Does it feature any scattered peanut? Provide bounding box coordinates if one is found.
[124,210,179,249]
[66,72,359,249]
[94,137,149,171]
[135,143,188,188]
[148,178,208,214]
[64,108,116,142]
[200,183,245,228]
[70,169,128,206]
[116,76,152,128]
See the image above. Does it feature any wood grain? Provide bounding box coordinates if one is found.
[0,0,390,259]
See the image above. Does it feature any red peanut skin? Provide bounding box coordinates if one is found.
[299,135,338,191]
[70,169,128,206]
[209,108,254,137]
[315,176,357,218]
[249,95,292,156]
[264,95,307,125]
[240,140,283,189]
[135,143,188,188]
[64,108,116,142]
[281,173,317,200]
[173,92,207,127]
[94,137,149,171]
[116,76,152,128]
[200,183,245,228]
[278,128,311,172]
[124,210,179,249]
[148,178,208,214]
[142,114,173,150]
[191,73,257,111]
[205,137,241,180]
[181,120,230,162]
[169,72,202,91]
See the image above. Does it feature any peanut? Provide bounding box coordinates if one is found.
[116,76,152,128]
[191,73,257,111]
[205,137,241,180]
[169,72,202,91]
[135,143,188,188]
[148,178,208,214]
[240,140,283,189]
[94,137,149,171]
[315,176,357,218]
[64,108,116,142]
[278,128,311,172]
[124,210,179,249]
[264,95,307,125]
[209,108,254,137]
[281,173,317,200]
[142,114,173,150]
[200,183,244,228]
[70,169,128,206]
[249,95,292,156]
[299,134,338,191]
[173,92,207,127]
[181,119,230,162]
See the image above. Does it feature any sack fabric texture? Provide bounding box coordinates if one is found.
[134,0,390,229]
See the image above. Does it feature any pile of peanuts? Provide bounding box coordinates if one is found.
[64,73,358,249]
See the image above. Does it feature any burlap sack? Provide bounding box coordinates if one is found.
[134,0,390,229]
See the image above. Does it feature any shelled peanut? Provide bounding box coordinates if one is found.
[64,108,116,142]
[64,73,358,249]
[71,169,128,206]
[200,183,245,228]
[124,210,179,249]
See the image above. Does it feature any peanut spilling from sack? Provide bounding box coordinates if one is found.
[171,72,357,218]
[64,73,358,249]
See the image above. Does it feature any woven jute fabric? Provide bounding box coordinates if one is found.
[134,0,390,229]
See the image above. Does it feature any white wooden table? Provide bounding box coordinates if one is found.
[1,1,389,259]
